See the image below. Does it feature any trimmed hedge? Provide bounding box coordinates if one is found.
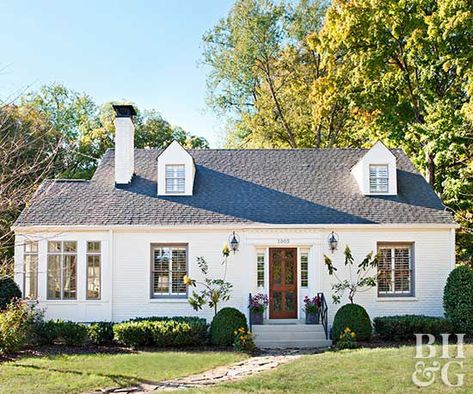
[0,278,22,310]
[373,315,453,341]
[444,265,473,335]
[332,304,372,342]
[113,317,208,348]
[210,307,247,346]
[87,322,115,345]
[33,320,88,346]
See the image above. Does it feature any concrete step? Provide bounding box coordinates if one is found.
[254,339,332,349]
[253,324,325,333]
[253,330,327,341]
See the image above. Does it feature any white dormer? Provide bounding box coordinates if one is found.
[351,141,397,195]
[157,141,195,196]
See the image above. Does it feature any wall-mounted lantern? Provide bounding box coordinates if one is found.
[328,231,339,253]
[229,231,240,254]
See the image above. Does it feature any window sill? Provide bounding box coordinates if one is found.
[377,297,417,302]
[149,298,188,303]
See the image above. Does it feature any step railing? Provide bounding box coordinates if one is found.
[317,292,329,339]
[248,293,253,331]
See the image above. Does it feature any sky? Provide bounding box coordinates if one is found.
[0,0,235,147]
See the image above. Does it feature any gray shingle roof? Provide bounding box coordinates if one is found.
[14,148,455,227]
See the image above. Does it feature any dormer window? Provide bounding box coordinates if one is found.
[369,165,389,193]
[165,165,185,193]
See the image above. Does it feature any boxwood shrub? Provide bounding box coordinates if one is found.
[444,265,473,335]
[373,315,454,341]
[210,307,247,346]
[113,317,208,348]
[332,304,372,342]
[0,278,22,310]
[87,322,115,345]
[33,320,88,346]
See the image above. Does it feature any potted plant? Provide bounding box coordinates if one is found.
[304,295,321,324]
[249,293,269,325]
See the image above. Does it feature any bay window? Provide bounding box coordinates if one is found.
[47,241,77,300]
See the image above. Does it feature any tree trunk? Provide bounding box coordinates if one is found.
[425,151,435,186]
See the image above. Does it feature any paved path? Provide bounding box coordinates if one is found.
[90,349,318,393]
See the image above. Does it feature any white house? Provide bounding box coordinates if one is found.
[13,105,457,347]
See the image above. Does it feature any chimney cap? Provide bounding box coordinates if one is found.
[112,104,137,118]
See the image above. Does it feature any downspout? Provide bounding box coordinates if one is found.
[109,229,114,321]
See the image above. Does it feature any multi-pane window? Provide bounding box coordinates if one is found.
[24,241,38,298]
[165,165,185,193]
[369,164,389,193]
[257,252,265,288]
[47,241,77,300]
[152,246,187,297]
[377,244,413,296]
[301,252,309,287]
[87,241,101,300]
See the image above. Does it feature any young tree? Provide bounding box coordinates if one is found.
[324,246,378,304]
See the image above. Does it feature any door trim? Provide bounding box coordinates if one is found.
[269,247,298,319]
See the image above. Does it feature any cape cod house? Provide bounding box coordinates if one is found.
[13,105,457,348]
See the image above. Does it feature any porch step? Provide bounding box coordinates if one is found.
[252,323,332,349]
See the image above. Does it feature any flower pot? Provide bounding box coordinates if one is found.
[305,312,320,325]
[251,311,264,325]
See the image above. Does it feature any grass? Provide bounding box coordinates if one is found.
[193,344,473,393]
[0,349,247,394]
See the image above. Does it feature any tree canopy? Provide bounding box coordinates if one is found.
[203,0,472,263]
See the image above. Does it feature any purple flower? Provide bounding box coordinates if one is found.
[250,293,269,313]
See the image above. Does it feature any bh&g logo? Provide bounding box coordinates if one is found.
[412,334,465,388]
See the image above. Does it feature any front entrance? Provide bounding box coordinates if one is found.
[269,248,297,319]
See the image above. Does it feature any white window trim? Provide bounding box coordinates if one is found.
[165,164,186,194]
[369,164,389,193]
[300,250,309,288]
[256,250,265,289]
[377,244,414,297]
[151,244,188,298]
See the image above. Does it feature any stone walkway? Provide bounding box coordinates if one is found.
[90,349,321,393]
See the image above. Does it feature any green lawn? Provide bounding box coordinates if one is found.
[196,345,472,393]
[0,350,246,394]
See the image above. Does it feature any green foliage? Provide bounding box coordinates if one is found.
[444,265,473,335]
[113,317,208,349]
[324,246,378,304]
[187,256,233,315]
[373,315,454,342]
[335,327,360,350]
[33,320,88,346]
[210,307,248,346]
[0,277,22,310]
[233,326,256,353]
[87,322,115,346]
[0,299,40,354]
[332,304,372,342]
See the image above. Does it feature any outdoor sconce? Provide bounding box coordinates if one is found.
[229,231,240,254]
[328,231,339,253]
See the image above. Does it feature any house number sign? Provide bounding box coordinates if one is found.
[278,238,290,244]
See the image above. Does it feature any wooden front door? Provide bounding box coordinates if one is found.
[269,248,297,319]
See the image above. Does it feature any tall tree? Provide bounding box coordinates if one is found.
[203,0,329,148]
[308,0,472,263]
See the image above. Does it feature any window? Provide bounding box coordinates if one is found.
[378,244,413,296]
[369,164,389,193]
[152,245,187,297]
[257,252,265,288]
[165,165,185,193]
[47,241,77,300]
[87,241,101,300]
[301,252,309,287]
[24,241,38,298]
